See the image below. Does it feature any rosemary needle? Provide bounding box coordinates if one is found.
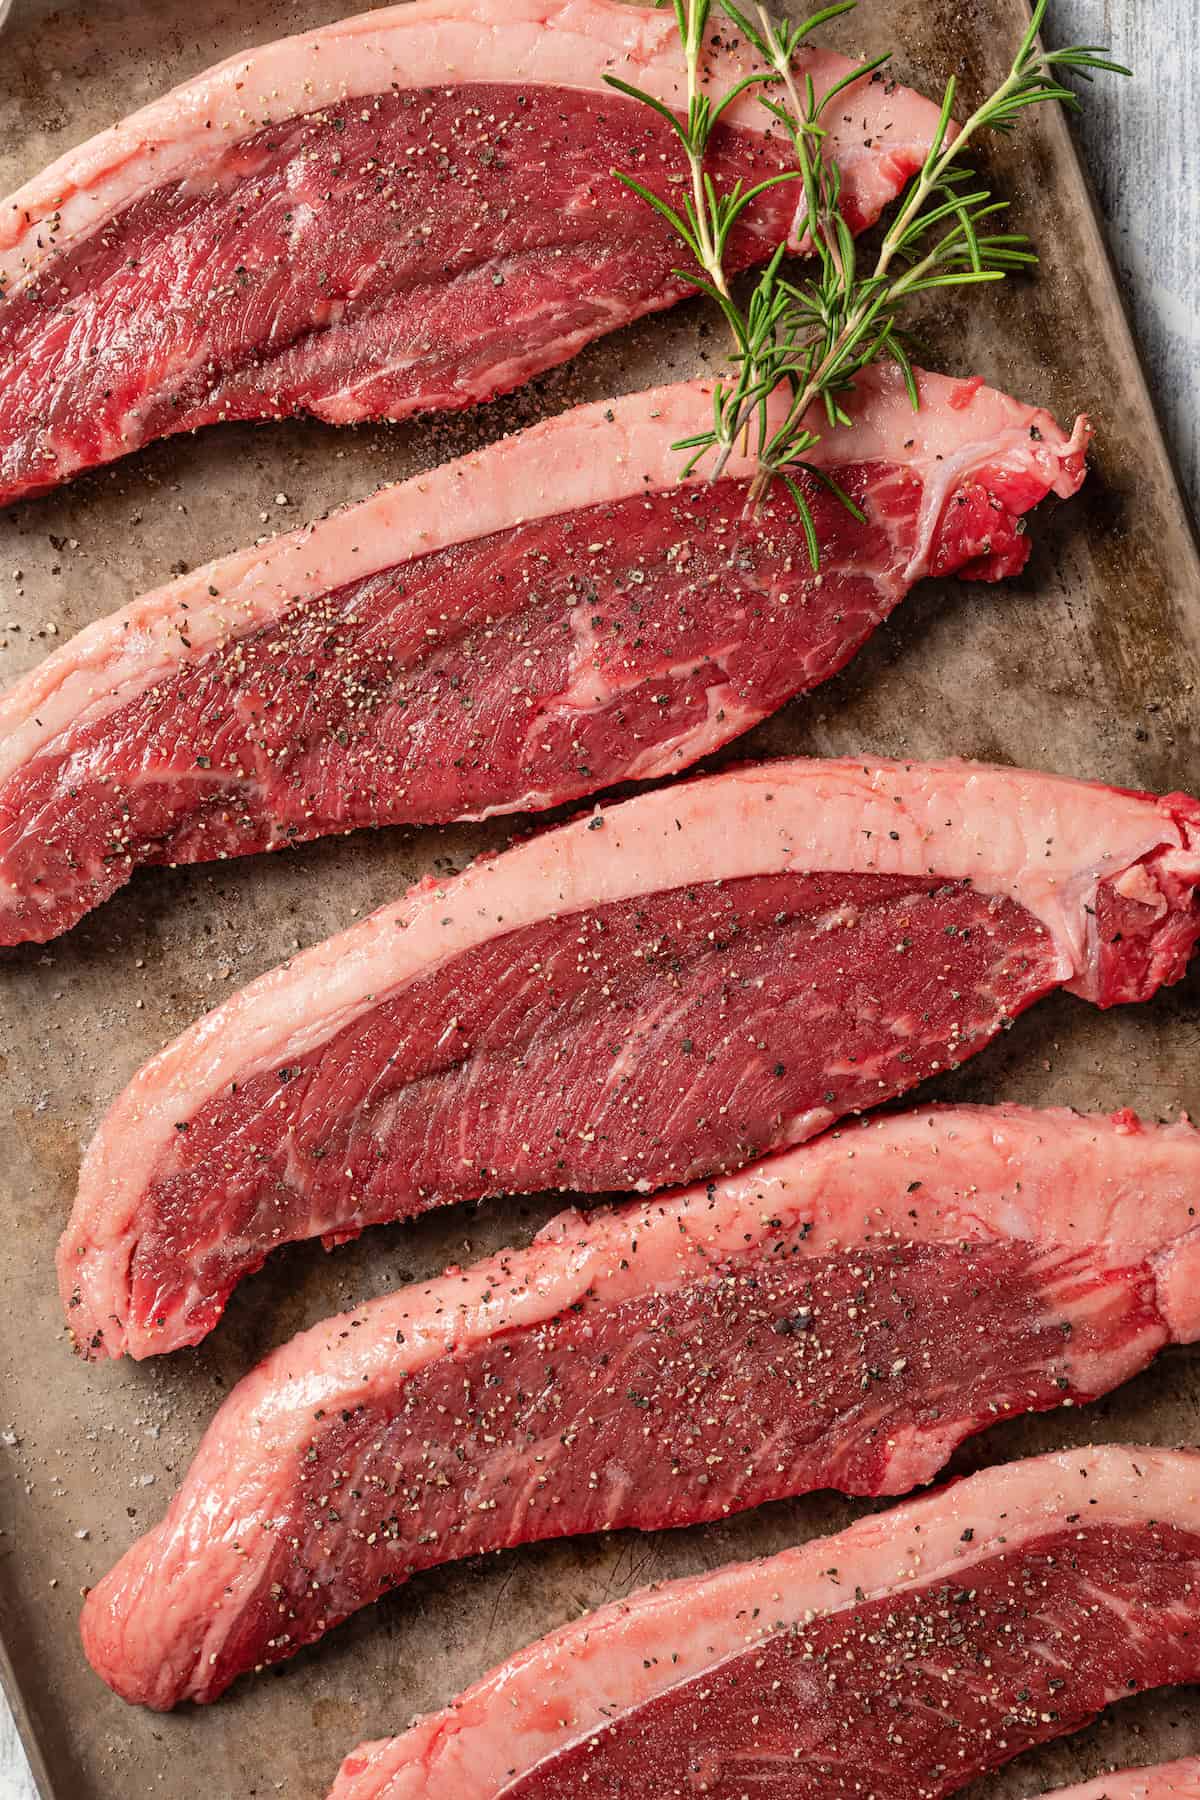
[605,0,1130,562]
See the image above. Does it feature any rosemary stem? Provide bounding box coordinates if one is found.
[720,7,1072,489]
[875,19,1049,284]
[754,3,846,287]
[682,2,734,308]
[611,0,1128,558]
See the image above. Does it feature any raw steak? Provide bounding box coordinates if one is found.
[325,1444,1200,1800]
[0,364,1089,945]
[60,757,1200,1360]
[0,0,946,505]
[80,1104,1200,1708]
[1035,1768,1200,1800]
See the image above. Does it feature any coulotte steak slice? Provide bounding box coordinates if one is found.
[81,1105,1200,1708]
[0,364,1089,945]
[0,0,947,505]
[325,1445,1200,1800]
[60,758,1200,1361]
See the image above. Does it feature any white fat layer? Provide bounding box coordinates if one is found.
[63,756,1195,1361]
[0,364,1087,791]
[328,1446,1200,1799]
[1,0,948,294]
[82,1107,1200,1704]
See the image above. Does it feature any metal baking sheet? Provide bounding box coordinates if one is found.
[2,1,1199,1795]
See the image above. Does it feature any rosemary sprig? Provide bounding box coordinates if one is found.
[603,0,802,333]
[606,0,1129,560]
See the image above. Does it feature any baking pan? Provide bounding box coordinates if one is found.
[1,1,1199,1795]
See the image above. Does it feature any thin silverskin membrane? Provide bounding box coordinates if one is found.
[81,1105,1200,1708]
[60,757,1200,1361]
[0,0,948,504]
[325,1446,1200,1800]
[0,363,1088,944]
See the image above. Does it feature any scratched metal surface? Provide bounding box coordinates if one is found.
[1,1,1199,1797]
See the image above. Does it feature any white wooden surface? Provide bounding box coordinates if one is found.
[0,1712,28,1797]
[0,0,1195,1795]
[0,1712,30,1797]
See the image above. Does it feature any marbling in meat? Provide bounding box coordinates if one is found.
[0,0,947,504]
[59,758,1200,1359]
[0,365,1088,944]
[81,1105,1200,1706]
[325,1446,1200,1799]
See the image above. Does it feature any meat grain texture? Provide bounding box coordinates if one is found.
[326,1446,1200,1799]
[60,757,1200,1361]
[0,0,947,504]
[81,1105,1200,1708]
[0,365,1088,944]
